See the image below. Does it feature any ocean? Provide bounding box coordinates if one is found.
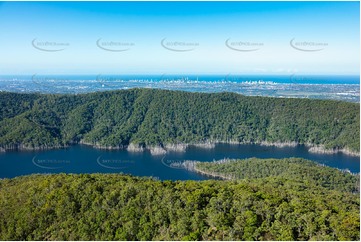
[0,75,359,102]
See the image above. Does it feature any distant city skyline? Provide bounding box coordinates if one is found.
[0,1,359,75]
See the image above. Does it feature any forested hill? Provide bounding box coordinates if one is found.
[0,89,359,153]
[0,173,359,240]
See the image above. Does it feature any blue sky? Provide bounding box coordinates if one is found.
[0,1,359,75]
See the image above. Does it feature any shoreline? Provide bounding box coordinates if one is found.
[0,140,359,157]
[165,159,233,180]
[307,145,360,157]
[180,157,360,181]
[0,144,68,152]
[192,166,233,180]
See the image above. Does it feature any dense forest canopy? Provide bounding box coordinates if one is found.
[0,169,359,241]
[192,157,359,193]
[0,89,359,153]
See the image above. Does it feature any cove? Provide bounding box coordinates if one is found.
[0,143,359,180]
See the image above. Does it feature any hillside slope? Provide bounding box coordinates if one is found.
[0,89,359,153]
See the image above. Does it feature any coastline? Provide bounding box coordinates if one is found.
[179,157,360,181]
[307,145,360,157]
[0,144,68,152]
[192,166,233,180]
[179,160,233,180]
[0,140,359,157]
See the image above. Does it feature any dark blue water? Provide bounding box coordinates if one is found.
[0,143,359,180]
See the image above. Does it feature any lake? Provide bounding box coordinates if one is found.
[0,143,359,180]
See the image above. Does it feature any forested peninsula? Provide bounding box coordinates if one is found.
[0,89,359,155]
[184,157,359,192]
